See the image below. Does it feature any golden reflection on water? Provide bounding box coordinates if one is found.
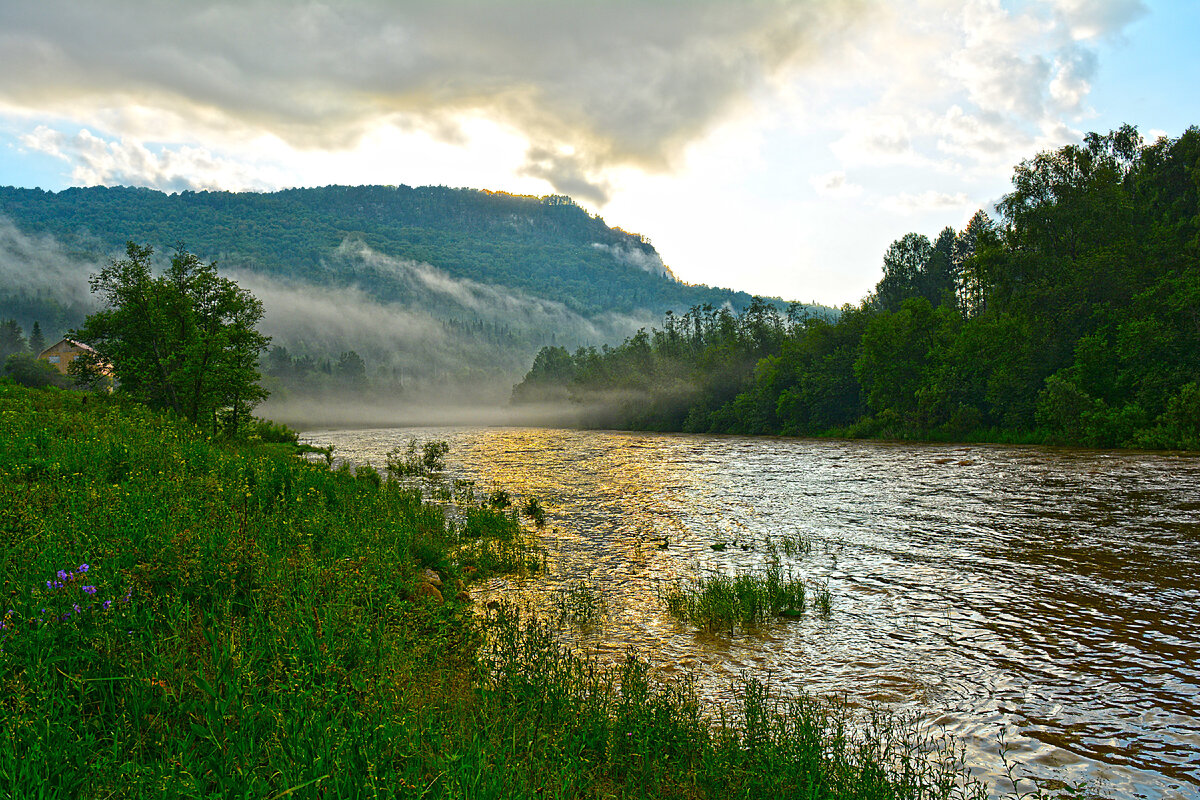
[307,426,1200,800]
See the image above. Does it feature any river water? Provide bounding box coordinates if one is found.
[304,426,1200,799]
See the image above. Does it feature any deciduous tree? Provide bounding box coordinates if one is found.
[72,242,270,435]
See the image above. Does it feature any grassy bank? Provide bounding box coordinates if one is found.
[0,382,987,798]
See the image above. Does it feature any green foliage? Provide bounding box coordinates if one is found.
[70,242,271,435]
[385,439,450,478]
[0,318,27,362]
[516,125,1200,450]
[663,568,814,633]
[245,416,301,444]
[3,353,74,389]
[521,496,547,526]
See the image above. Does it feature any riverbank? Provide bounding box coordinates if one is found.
[0,383,989,798]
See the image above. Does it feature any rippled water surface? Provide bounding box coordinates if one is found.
[306,427,1200,798]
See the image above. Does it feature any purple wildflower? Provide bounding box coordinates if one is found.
[102,600,112,611]
[78,564,89,573]
[83,586,97,595]
[57,570,68,581]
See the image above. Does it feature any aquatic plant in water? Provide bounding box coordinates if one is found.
[662,566,814,633]
[522,496,546,526]
[551,582,607,628]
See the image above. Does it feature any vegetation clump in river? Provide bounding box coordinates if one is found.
[663,567,823,632]
[1,381,990,798]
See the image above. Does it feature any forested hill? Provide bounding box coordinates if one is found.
[514,125,1200,450]
[0,183,775,317]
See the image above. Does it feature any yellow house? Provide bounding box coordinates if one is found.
[37,338,106,376]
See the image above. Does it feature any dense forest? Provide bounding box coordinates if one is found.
[514,126,1200,449]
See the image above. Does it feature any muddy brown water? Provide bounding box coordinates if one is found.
[305,426,1200,799]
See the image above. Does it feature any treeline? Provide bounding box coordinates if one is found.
[514,125,1200,449]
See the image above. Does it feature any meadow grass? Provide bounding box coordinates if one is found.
[0,382,987,798]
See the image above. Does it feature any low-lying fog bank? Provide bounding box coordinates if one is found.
[260,396,604,431]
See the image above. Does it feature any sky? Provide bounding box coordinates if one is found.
[0,0,1196,307]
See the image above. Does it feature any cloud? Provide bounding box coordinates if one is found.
[816,0,1149,179]
[809,170,864,199]
[0,0,874,197]
[878,189,969,215]
[333,239,635,339]
[1048,47,1098,112]
[521,145,612,206]
[19,126,279,191]
[1052,0,1148,41]
[590,242,675,280]
[830,115,922,166]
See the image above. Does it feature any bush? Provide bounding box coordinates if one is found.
[3,354,74,389]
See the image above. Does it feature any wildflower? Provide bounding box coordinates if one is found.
[102,600,112,611]
[57,570,68,582]
[78,564,89,573]
[83,586,97,595]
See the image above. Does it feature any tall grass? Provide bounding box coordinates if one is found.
[0,382,990,798]
[663,567,814,632]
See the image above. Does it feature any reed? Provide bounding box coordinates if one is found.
[663,566,813,632]
[551,582,607,628]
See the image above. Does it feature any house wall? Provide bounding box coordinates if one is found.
[38,341,88,375]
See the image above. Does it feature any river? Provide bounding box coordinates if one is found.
[303,426,1200,799]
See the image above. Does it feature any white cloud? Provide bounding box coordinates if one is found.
[0,0,1159,308]
[809,170,863,199]
[0,0,876,200]
[1052,0,1148,41]
[829,114,928,167]
[19,125,280,191]
[878,189,970,215]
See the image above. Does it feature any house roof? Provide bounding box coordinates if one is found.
[38,338,96,359]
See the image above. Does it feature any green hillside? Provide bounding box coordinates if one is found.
[0,184,787,318]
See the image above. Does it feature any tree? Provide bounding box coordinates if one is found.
[335,350,367,387]
[28,321,47,356]
[952,210,995,316]
[873,233,933,312]
[921,227,957,307]
[4,353,72,389]
[72,242,270,435]
[0,319,27,363]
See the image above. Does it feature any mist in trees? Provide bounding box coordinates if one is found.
[514,125,1200,450]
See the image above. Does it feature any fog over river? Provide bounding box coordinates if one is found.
[303,427,1200,799]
